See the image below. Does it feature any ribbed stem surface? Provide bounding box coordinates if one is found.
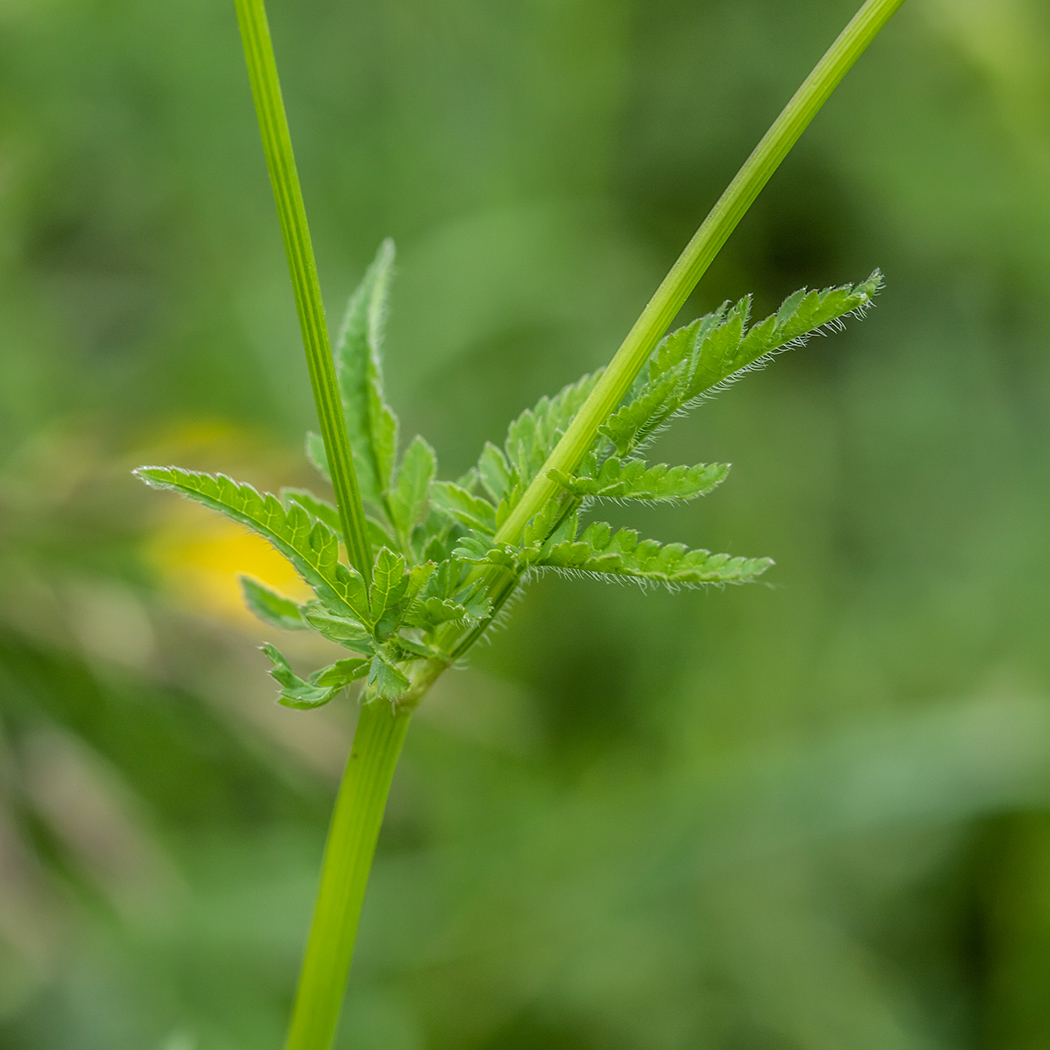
[285,702,411,1050]
[234,0,373,583]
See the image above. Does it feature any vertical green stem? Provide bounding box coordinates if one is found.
[234,0,373,584]
[285,702,411,1050]
[494,0,908,546]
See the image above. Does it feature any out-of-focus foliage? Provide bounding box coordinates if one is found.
[3,0,1050,1048]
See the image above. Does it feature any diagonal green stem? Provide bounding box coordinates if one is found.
[494,0,908,546]
[234,0,373,585]
[285,701,411,1050]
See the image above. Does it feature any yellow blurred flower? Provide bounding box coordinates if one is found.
[138,421,315,626]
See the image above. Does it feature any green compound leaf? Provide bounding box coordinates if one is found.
[334,239,400,508]
[430,480,498,534]
[367,652,411,701]
[599,366,687,457]
[536,521,773,588]
[548,459,729,503]
[285,486,401,551]
[457,585,495,621]
[302,604,374,655]
[313,658,372,689]
[261,644,368,709]
[601,273,881,456]
[477,442,514,504]
[451,535,523,571]
[503,371,603,489]
[369,546,409,637]
[404,595,480,628]
[414,557,490,615]
[521,494,573,548]
[281,487,341,533]
[292,462,399,551]
[135,467,371,625]
[240,576,307,630]
[388,435,436,541]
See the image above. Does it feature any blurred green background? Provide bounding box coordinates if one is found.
[3,0,1050,1047]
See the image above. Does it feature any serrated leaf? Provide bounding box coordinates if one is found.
[685,298,750,395]
[313,657,371,689]
[282,488,341,534]
[478,442,514,504]
[240,576,307,630]
[647,307,726,383]
[548,459,729,503]
[430,481,498,534]
[388,435,436,540]
[404,596,476,628]
[302,603,374,654]
[598,364,685,456]
[546,508,579,548]
[775,287,806,326]
[405,562,492,629]
[367,653,410,700]
[689,273,881,399]
[599,273,881,456]
[503,371,602,487]
[419,556,471,603]
[369,546,409,637]
[458,584,494,621]
[521,493,570,547]
[451,536,521,570]
[334,240,400,506]
[135,467,371,625]
[262,643,349,709]
[537,521,773,587]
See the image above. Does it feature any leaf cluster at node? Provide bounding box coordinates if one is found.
[137,242,881,709]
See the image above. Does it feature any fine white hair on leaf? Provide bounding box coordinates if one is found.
[530,564,751,593]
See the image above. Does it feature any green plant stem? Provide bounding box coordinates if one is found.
[232,3,907,1048]
[234,0,373,584]
[285,701,411,1050]
[494,0,907,546]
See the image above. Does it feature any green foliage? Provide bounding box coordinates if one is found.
[137,256,877,708]
[334,239,399,510]
[537,522,773,587]
[548,458,729,503]
[262,644,369,709]
[14,0,1043,1044]
[135,465,462,701]
[504,371,603,490]
[430,480,498,534]
[240,576,308,630]
[600,272,882,456]
[135,467,371,622]
[388,435,437,540]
